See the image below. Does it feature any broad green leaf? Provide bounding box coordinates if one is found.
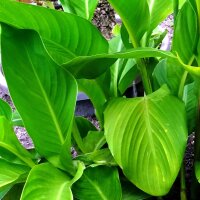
[60,0,98,21]
[147,0,173,37]
[77,79,106,124]
[172,1,198,64]
[0,186,11,199]
[0,99,12,121]
[122,180,151,200]
[104,86,187,196]
[118,59,138,95]
[0,116,34,167]
[72,166,122,200]
[69,161,85,185]
[75,149,116,166]
[1,25,77,164]
[108,0,150,46]
[120,24,132,49]
[183,82,198,133]
[20,163,73,200]
[3,183,24,200]
[0,0,108,64]
[0,159,29,191]
[83,131,105,153]
[153,59,184,95]
[108,35,125,97]
[75,117,97,139]
[62,47,176,79]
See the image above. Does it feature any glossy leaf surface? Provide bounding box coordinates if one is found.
[153,59,184,95]
[83,131,105,153]
[104,86,187,195]
[21,163,73,200]
[60,0,98,21]
[72,166,122,200]
[147,0,173,36]
[62,48,176,79]
[78,79,106,123]
[0,0,108,63]
[1,25,77,161]
[172,1,197,64]
[108,0,150,46]
[0,159,29,191]
[183,82,198,133]
[0,116,34,167]
[0,99,12,121]
[76,149,116,166]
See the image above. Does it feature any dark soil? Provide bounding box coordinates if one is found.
[92,0,116,39]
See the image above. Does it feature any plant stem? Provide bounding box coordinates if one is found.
[178,71,188,98]
[127,27,152,95]
[180,164,187,200]
[173,0,179,24]
[178,56,194,98]
[137,58,152,95]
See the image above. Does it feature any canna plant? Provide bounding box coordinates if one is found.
[0,0,200,199]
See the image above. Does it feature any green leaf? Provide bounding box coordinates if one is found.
[0,186,11,199]
[0,116,34,167]
[0,159,29,191]
[62,47,176,79]
[77,79,106,124]
[0,0,108,64]
[172,1,198,64]
[60,0,98,21]
[118,59,138,95]
[183,82,198,133]
[104,86,187,196]
[20,163,73,200]
[72,166,122,200]
[83,131,105,153]
[153,59,184,95]
[3,183,24,200]
[108,0,150,46]
[122,180,151,200]
[0,99,12,121]
[76,149,116,166]
[1,25,77,163]
[147,0,173,37]
[75,117,97,139]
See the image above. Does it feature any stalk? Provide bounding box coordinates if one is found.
[137,58,152,95]
[173,0,179,24]
[178,71,188,98]
[127,27,152,95]
[180,164,187,200]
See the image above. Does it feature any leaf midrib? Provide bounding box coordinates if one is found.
[84,174,108,200]
[25,47,65,144]
[85,0,89,19]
